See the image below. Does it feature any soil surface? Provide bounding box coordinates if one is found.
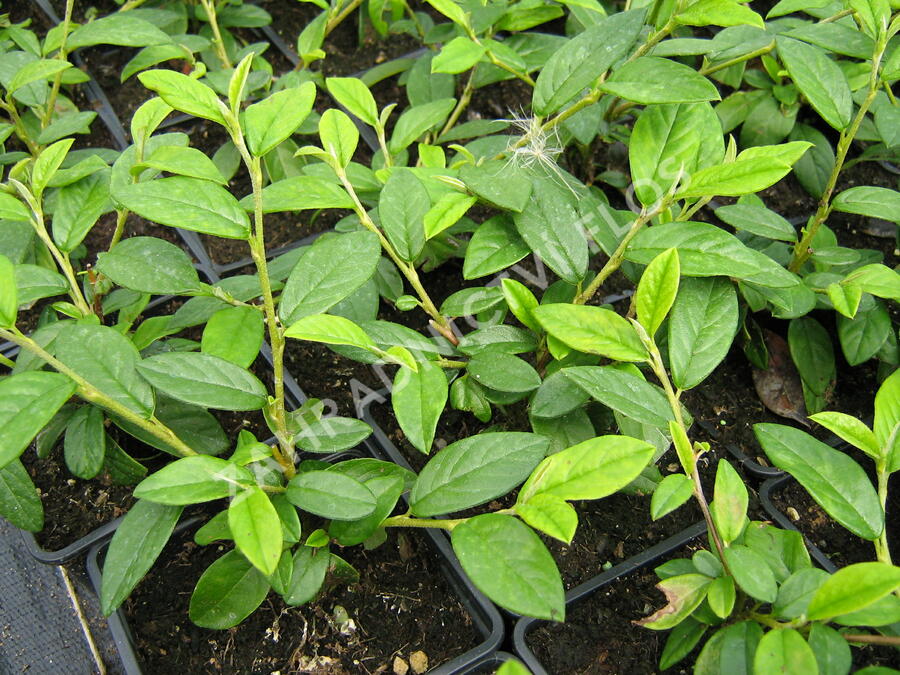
[121,522,480,674]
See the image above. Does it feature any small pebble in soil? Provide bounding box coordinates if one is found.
[409,651,428,674]
[393,656,409,675]
[787,506,801,521]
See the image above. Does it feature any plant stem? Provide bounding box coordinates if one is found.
[0,353,15,368]
[842,634,900,646]
[335,168,458,343]
[246,152,295,478]
[17,195,92,316]
[439,67,477,139]
[118,0,150,10]
[0,328,197,457]
[650,344,731,571]
[1,100,39,155]
[788,37,886,273]
[325,0,364,36]
[381,513,465,531]
[574,196,671,305]
[42,0,74,130]
[199,0,232,69]
[699,43,775,77]
[874,464,893,565]
[436,358,468,369]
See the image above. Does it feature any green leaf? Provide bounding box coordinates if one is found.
[410,432,548,516]
[189,550,270,629]
[0,254,16,327]
[326,77,378,126]
[601,56,721,104]
[636,248,680,337]
[459,161,532,213]
[135,145,225,185]
[501,278,541,333]
[533,304,648,362]
[715,204,797,242]
[294,417,372,454]
[64,405,106,479]
[651,473,694,520]
[286,470,377,520]
[874,369,900,471]
[55,324,154,417]
[677,148,810,198]
[776,37,852,130]
[378,169,429,262]
[789,123,834,199]
[246,175,354,212]
[788,316,834,402]
[0,459,43,532]
[392,361,447,453]
[318,108,358,168]
[842,264,900,303]
[8,59,71,93]
[724,545,777,602]
[137,352,268,411]
[638,574,711,629]
[457,325,538,355]
[285,314,377,351]
[660,619,707,670]
[138,70,225,125]
[831,186,900,223]
[754,424,884,540]
[468,352,541,393]
[519,435,655,502]
[51,170,111,252]
[837,301,891,366]
[668,277,738,390]
[563,366,675,428]
[0,193,30,222]
[229,487,282,575]
[201,306,264,369]
[425,192,476,239]
[754,628,818,675]
[677,0,764,27]
[13,264,67,306]
[711,459,747,545]
[32,139,74,198]
[694,621,762,674]
[113,395,229,458]
[69,13,172,49]
[708,575,736,618]
[807,562,900,621]
[463,215,530,279]
[100,500,182,614]
[630,102,724,206]
[284,546,330,605]
[533,9,646,114]
[432,36,485,74]
[244,82,316,157]
[389,98,456,153]
[515,493,578,544]
[113,176,250,239]
[774,568,830,619]
[96,236,203,295]
[808,624,851,675]
[440,286,504,318]
[279,230,381,325]
[451,513,564,620]
[135,456,252,504]
[626,221,800,288]
[514,180,588,285]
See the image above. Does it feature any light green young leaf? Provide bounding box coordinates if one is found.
[874,369,900,471]
[807,562,900,620]
[285,314,377,351]
[229,487,282,575]
[135,145,226,184]
[134,456,254,505]
[0,254,17,327]
[286,470,376,520]
[831,186,900,223]
[754,628,818,675]
[201,306,264,368]
[139,70,226,125]
[392,362,447,454]
[319,108,358,168]
[244,82,316,157]
[650,473,694,520]
[676,0,764,28]
[378,169,429,262]
[636,248,680,337]
[533,304,648,362]
[808,412,879,459]
[432,37,486,74]
[710,459,747,545]
[515,493,578,544]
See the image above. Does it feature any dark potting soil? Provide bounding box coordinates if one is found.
[122,524,479,674]
[525,538,900,674]
[769,471,900,568]
[682,338,885,470]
